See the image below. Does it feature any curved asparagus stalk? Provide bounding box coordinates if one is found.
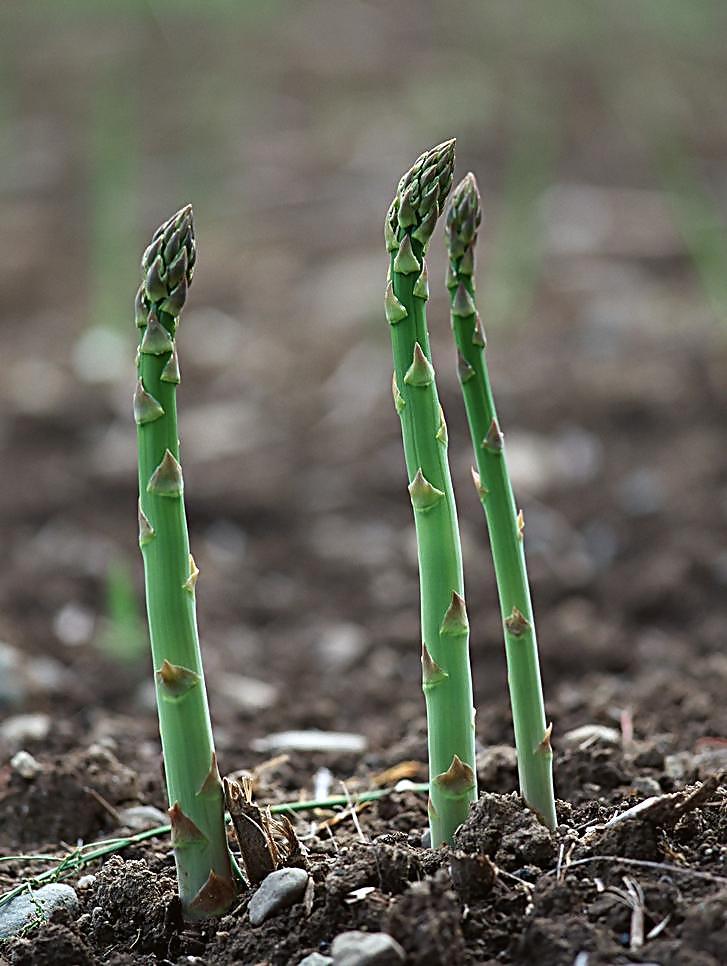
[445,174,556,830]
[385,141,477,846]
[135,207,235,918]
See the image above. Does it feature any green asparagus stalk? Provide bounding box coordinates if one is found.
[445,174,556,830]
[135,207,236,918]
[385,141,477,846]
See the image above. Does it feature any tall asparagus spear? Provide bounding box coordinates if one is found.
[445,174,556,830]
[135,207,236,918]
[385,141,477,846]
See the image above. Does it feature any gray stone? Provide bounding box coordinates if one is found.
[116,805,168,831]
[0,884,78,939]
[0,713,51,747]
[10,750,43,779]
[298,955,334,966]
[316,623,368,671]
[248,867,309,926]
[216,673,279,712]
[331,930,405,966]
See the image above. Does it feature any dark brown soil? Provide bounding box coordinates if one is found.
[2,2,727,963]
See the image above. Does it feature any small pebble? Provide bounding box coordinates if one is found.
[53,602,95,646]
[631,776,662,797]
[216,673,279,712]
[10,750,43,779]
[316,623,368,670]
[116,805,169,831]
[0,713,51,747]
[331,930,405,966]
[248,867,310,926]
[0,884,78,939]
[298,955,334,966]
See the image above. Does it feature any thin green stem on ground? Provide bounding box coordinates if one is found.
[385,141,478,847]
[445,173,556,830]
[135,207,235,918]
[0,783,428,911]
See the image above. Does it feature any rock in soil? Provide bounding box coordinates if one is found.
[298,955,334,966]
[0,883,78,939]
[248,867,310,926]
[116,804,169,830]
[331,930,406,966]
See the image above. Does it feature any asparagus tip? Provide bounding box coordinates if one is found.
[142,205,196,316]
[446,172,482,257]
[388,139,456,244]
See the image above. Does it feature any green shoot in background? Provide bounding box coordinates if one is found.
[445,173,556,830]
[385,140,478,846]
[96,558,147,663]
[135,207,235,918]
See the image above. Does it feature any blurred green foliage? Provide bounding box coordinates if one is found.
[2,0,726,328]
[97,559,148,663]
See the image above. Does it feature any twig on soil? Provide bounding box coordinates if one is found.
[606,877,645,951]
[546,855,727,886]
[340,782,368,844]
[84,786,122,825]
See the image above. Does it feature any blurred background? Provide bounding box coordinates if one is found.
[1,0,726,780]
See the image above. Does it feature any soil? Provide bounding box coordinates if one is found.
[1,3,727,964]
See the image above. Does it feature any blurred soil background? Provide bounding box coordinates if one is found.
[1,1,727,960]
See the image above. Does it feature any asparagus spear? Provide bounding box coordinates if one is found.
[135,207,235,918]
[385,141,477,846]
[445,174,556,830]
